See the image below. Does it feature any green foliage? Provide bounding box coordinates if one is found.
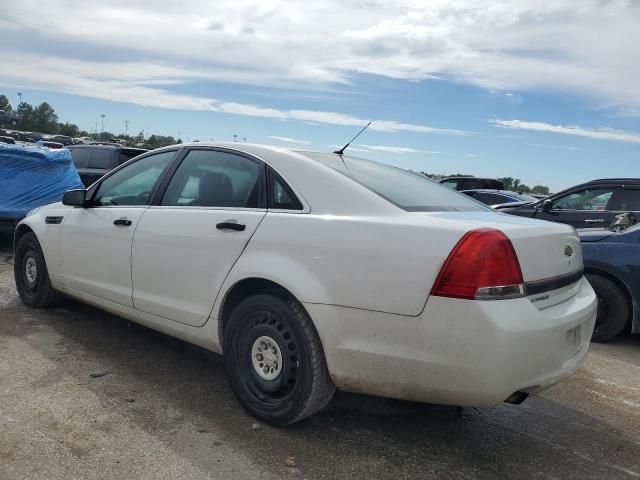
[0,95,12,113]
[58,122,81,137]
[531,185,550,195]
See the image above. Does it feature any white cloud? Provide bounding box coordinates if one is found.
[359,144,440,154]
[466,153,478,157]
[491,119,640,144]
[0,52,467,135]
[1,0,640,111]
[268,136,310,144]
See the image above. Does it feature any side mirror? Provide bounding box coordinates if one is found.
[62,189,87,207]
[540,199,553,211]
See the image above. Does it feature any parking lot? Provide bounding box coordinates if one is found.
[1,228,639,480]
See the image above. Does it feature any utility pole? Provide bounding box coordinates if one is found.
[100,114,106,140]
[124,120,129,136]
[17,92,22,106]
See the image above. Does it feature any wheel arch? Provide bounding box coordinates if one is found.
[13,223,35,250]
[585,267,636,329]
[217,277,314,351]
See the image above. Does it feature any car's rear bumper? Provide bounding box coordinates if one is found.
[306,277,597,406]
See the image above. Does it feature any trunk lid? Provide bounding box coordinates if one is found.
[422,212,582,283]
[578,228,614,243]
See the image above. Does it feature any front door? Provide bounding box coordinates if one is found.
[58,150,176,306]
[131,148,267,326]
[534,186,618,229]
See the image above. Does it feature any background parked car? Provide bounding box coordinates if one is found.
[501,178,640,229]
[0,135,16,144]
[34,140,64,149]
[439,177,505,191]
[462,189,538,207]
[0,109,20,127]
[45,135,74,146]
[68,143,148,186]
[580,222,640,342]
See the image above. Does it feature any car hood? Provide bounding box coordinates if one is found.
[578,228,614,243]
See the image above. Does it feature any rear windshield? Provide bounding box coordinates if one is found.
[119,149,145,165]
[303,152,490,212]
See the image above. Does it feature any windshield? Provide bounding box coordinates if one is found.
[302,152,491,212]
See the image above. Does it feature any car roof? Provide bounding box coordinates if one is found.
[461,189,524,196]
[439,176,498,181]
[70,143,147,151]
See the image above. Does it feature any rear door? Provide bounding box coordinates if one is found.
[534,186,618,228]
[131,147,267,327]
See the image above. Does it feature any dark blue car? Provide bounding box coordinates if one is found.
[580,224,640,342]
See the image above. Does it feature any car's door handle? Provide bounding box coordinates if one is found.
[584,219,605,223]
[216,221,246,231]
[113,217,132,227]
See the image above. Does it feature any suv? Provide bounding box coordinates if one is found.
[501,178,640,229]
[439,177,504,191]
[68,144,148,186]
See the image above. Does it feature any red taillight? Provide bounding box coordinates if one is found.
[432,228,524,300]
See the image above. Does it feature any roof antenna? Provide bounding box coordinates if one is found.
[333,121,372,155]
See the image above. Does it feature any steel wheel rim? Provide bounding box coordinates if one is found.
[251,335,284,381]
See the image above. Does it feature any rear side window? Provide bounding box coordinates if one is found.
[87,149,116,169]
[161,149,262,208]
[611,189,640,211]
[69,147,90,168]
[304,153,489,212]
[268,169,303,210]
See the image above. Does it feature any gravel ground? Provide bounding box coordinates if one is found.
[1,228,639,479]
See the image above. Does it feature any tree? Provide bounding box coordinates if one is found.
[31,102,59,134]
[497,177,515,190]
[0,95,12,113]
[531,185,550,195]
[58,122,81,137]
[16,102,35,131]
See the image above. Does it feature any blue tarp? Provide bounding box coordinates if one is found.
[0,144,83,221]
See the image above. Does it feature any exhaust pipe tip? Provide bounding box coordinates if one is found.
[504,391,529,405]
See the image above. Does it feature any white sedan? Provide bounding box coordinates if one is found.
[14,143,597,425]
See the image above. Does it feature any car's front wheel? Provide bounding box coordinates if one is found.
[223,293,335,426]
[14,232,60,308]
[587,273,629,342]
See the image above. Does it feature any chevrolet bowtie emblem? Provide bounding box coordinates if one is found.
[564,244,573,257]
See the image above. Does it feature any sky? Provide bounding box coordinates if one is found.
[1,0,640,192]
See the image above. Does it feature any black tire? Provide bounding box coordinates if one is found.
[223,293,335,426]
[14,232,60,308]
[587,273,629,343]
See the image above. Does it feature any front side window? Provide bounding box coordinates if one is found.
[92,151,175,206]
[552,188,615,211]
[305,153,488,212]
[161,149,262,208]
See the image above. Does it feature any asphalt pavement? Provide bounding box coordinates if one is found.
[1,228,639,479]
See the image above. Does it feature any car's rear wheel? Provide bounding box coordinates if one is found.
[587,273,629,342]
[223,293,335,426]
[14,232,60,308]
